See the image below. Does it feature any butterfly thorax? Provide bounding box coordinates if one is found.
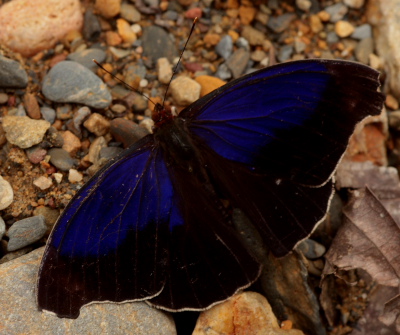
[152,103,175,129]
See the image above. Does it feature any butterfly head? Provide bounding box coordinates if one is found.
[152,102,175,130]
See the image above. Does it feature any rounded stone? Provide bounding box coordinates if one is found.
[7,216,47,251]
[0,176,13,210]
[0,56,28,88]
[170,76,201,106]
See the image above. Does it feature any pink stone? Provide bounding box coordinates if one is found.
[0,0,83,57]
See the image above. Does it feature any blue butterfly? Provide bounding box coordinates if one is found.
[37,59,384,318]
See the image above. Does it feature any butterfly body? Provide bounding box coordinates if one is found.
[37,59,385,318]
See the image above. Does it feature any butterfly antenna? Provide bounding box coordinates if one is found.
[162,17,198,107]
[93,59,157,107]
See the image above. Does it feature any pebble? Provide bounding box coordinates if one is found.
[23,93,41,119]
[241,25,266,46]
[83,113,110,136]
[139,118,154,134]
[226,48,250,78]
[278,45,294,62]
[215,35,233,60]
[124,92,148,112]
[95,0,121,18]
[0,56,28,88]
[141,26,178,63]
[42,61,112,109]
[389,111,400,130]
[82,9,102,42]
[46,127,65,147]
[68,169,83,183]
[267,13,296,33]
[117,18,137,44]
[120,3,141,23]
[67,48,107,72]
[48,148,76,171]
[251,49,267,62]
[109,46,131,59]
[40,106,56,124]
[33,176,53,190]
[335,21,355,38]
[53,173,63,184]
[100,146,124,160]
[72,106,91,135]
[7,216,47,252]
[33,206,60,233]
[193,292,304,335]
[296,0,312,11]
[124,63,147,87]
[185,7,202,19]
[294,38,307,53]
[369,54,383,70]
[0,0,83,57]
[61,130,81,156]
[0,176,13,210]
[351,24,372,40]
[386,94,399,110]
[157,58,173,85]
[110,118,149,148]
[0,217,5,240]
[355,38,374,64]
[26,146,47,164]
[309,15,323,33]
[111,104,127,114]
[2,116,50,149]
[204,33,221,46]
[239,5,256,25]
[296,239,326,259]
[170,76,201,106]
[344,0,365,9]
[87,136,107,164]
[0,93,8,104]
[215,63,232,81]
[105,31,122,46]
[325,3,348,22]
[195,75,226,97]
[56,105,74,120]
[236,37,250,51]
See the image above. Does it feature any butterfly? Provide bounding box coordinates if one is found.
[37,59,384,318]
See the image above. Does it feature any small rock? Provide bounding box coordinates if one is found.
[251,49,267,62]
[297,239,326,259]
[110,118,149,148]
[170,77,201,106]
[296,0,312,11]
[72,106,91,135]
[95,0,121,18]
[369,54,383,70]
[157,58,173,85]
[241,25,266,46]
[0,217,5,240]
[355,38,374,64]
[0,93,8,104]
[0,56,28,88]
[386,94,399,110]
[267,13,296,33]
[53,173,63,183]
[42,61,112,109]
[351,24,372,40]
[56,105,74,120]
[67,48,107,72]
[215,63,232,81]
[68,169,83,183]
[7,216,47,251]
[46,127,64,147]
[83,113,110,136]
[204,33,221,46]
[226,48,250,78]
[325,3,348,22]
[185,7,202,20]
[100,146,124,160]
[33,176,53,190]
[23,93,41,120]
[236,37,250,51]
[278,45,294,62]
[105,31,122,46]
[309,15,323,33]
[195,76,226,97]
[82,8,102,42]
[0,0,83,57]
[139,118,154,134]
[294,38,307,53]
[111,104,127,114]
[120,3,141,22]
[335,21,355,38]
[40,106,56,124]
[142,26,178,63]
[193,292,304,335]
[2,116,50,149]
[48,148,76,171]
[87,136,107,164]
[0,176,13,210]
[344,0,365,9]
[61,130,81,156]
[215,35,233,60]
[117,18,137,44]
[33,206,60,233]
[390,110,400,128]
[239,5,256,25]
[26,146,47,164]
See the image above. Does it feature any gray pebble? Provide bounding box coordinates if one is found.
[56,105,74,120]
[124,63,147,83]
[241,25,266,46]
[351,23,372,40]
[162,10,179,21]
[294,38,306,53]
[0,216,5,240]
[355,37,374,64]
[215,35,233,60]
[267,13,296,33]
[2,115,50,149]
[0,56,28,88]
[297,239,326,259]
[215,63,232,81]
[326,31,340,44]
[82,8,101,42]
[144,0,159,6]
[40,106,56,124]
[325,3,348,22]
[7,215,47,251]
[110,118,149,148]
[67,48,107,72]
[0,92,8,104]
[42,61,112,109]
[46,127,64,147]
[73,106,91,134]
[0,176,13,210]
[142,26,178,63]
[100,146,124,160]
[48,148,76,171]
[226,48,250,79]
[278,45,294,62]
[120,3,141,22]
[236,37,250,51]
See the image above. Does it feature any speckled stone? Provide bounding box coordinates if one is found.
[48,148,76,171]
[2,116,50,149]
[0,56,28,88]
[7,216,47,251]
